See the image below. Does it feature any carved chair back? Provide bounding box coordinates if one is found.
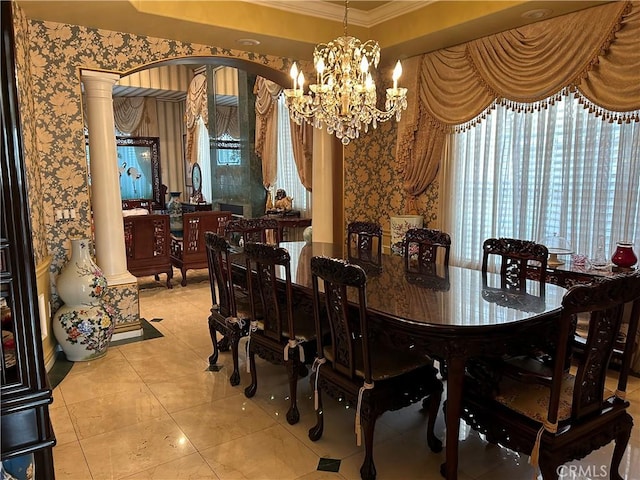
[482,237,548,291]
[557,272,640,421]
[244,242,294,342]
[462,271,640,479]
[346,221,382,266]
[311,256,371,382]
[403,228,451,274]
[225,217,280,246]
[205,232,238,319]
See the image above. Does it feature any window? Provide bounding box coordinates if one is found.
[444,94,640,269]
[275,95,311,216]
[215,133,241,166]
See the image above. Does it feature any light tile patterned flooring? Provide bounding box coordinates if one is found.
[51,270,640,479]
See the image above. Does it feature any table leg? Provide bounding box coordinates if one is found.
[443,356,465,480]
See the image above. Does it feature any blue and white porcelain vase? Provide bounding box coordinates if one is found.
[167,191,183,235]
[53,238,114,362]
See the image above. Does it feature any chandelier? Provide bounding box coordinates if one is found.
[283,0,408,145]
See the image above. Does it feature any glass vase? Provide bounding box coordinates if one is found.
[52,238,114,361]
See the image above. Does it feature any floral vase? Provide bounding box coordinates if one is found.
[167,191,183,235]
[390,215,423,255]
[53,238,114,362]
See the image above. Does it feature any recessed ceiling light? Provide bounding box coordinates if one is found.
[521,8,552,20]
[237,38,261,46]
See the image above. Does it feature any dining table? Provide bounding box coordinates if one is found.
[234,241,566,479]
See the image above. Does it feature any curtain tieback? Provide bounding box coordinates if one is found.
[245,320,259,373]
[312,357,327,410]
[529,418,558,478]
[283,339,305,363]
[355,381,375,446]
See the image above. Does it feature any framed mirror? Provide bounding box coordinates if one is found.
[115,136,162,207]
[191,162,204,203]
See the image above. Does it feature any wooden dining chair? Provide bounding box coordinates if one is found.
[482,237,548,290]
[205,232,254,385]
[309,256,443,480]
[403,228,451,271]
[471,238,553,384]
[224,217,280,246]
[461,271,640,480]
[243,242,316,424]
[347,221,382,267]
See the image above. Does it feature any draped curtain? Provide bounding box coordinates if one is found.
[254,76,281,190]
[185,74,208,166]
[397,1,640,211]
[194,116,212,203]
[96,97,159,137]
[215,105,240,139]
[254,76,313,194]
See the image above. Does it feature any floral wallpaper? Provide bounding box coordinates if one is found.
[12,10,292,330]
[344,120,440,239]
[12,5,440,330]
[11,7,48,264]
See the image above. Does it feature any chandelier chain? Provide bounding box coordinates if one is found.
[343,0,349,36]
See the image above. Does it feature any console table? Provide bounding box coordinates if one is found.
[181,202,212,213]
[263,214,311,241]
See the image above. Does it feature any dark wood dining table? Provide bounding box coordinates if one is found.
[236,241,566,479]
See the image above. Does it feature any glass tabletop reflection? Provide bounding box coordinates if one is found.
[280,241,565,328]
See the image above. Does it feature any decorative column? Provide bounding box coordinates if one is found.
[312,129,335,243]
[81,70,136,285]
[82,70,140,340]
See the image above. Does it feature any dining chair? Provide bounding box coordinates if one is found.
[470,237,553,385]
[403,228,451,273]
[482,237,548,290]
[403,228,451,292]
[346,221,382,267]
[224,217,280,246]
[461,271,640,480]
[309,256,443,480]
[205,232,253,385]
[243,242,316,424]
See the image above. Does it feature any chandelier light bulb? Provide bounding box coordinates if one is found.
[393,60,403,90]
[360,56,369,74]
[290,63,299,90]
[297,72,305,92]
[365,73,374,91]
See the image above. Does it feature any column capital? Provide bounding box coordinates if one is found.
[81,70,120,98]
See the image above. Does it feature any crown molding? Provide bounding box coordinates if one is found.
[243,1,433,28]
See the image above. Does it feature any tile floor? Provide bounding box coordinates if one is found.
[51,270,640,480]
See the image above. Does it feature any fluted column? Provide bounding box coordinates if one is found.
[81,70,136,285]
[312,129,335,243]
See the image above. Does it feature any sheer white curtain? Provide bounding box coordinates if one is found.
[276,96,311,216]
[194,116,212,203]
[442,93,640,269]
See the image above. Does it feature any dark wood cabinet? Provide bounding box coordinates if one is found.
[123,214,173,288]
[2,2,56,477]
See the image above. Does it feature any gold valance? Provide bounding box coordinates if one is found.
[398,1,640,205]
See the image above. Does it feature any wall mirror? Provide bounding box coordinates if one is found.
[191,162,203,203]
[115,136,162,207]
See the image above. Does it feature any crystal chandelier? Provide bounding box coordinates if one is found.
[283,0,408,145]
